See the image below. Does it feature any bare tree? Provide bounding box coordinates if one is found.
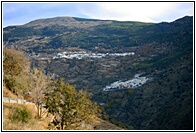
[29,68,49,118]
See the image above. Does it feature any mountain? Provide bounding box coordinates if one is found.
[3,16,193,130]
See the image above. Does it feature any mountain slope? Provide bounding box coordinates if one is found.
[103,50,193,130]
[3,16,193,130]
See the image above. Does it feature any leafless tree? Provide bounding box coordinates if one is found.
[30,68,50,118]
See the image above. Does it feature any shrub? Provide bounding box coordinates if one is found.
[9,106,32,123]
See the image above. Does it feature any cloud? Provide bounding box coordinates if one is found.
[2,2,193,27]
[100,2,173,22]
[81,2,193,22]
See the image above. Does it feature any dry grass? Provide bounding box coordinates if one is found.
[3,103,122,130]
[3,86,122,130]
[3,86,23,99]
[3,118,48,130]
[3,103,48,130]
[25,103,38,118]
[3,86,18,98]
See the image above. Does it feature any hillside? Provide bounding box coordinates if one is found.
[3,16,193,130]
[3,103,123,130]
[3,87,123,130]
[3,86,18,98]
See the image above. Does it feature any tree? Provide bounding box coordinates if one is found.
[45,78,99,130]
[29,68,49,118]
[3,48,30,77]
[3,48,31,96]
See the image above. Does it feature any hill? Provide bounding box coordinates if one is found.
[3,16,193,130]
[3,103,123,130]
[3,87,123,130]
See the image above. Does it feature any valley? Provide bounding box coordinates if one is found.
[3,16,193,130]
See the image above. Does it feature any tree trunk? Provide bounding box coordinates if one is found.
[61,123,64,130]
[37,104,41,118]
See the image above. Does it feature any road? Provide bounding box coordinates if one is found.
[3,97,32,104]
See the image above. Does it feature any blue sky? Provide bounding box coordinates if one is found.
[3,2,194,27]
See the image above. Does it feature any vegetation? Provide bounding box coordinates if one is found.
[29,68,50,118]
[3,49,49,119]
[3,16,193,130]
[9,105,32,123]
[3,103,48,130]
[3,48,31,96]
[45,78,99,130]
[3,48,101,130]
[3,103,120,130]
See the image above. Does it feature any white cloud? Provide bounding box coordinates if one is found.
[81,2,193,22]
[3,2,193,27]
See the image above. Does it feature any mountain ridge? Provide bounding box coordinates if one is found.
[4,15,192,29]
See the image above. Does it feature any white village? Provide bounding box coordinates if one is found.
[53,51,135,60]
[103,74,152,91]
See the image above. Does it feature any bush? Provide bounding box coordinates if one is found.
[9,106,32,123]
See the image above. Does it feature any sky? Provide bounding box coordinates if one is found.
[3,2,194,27]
